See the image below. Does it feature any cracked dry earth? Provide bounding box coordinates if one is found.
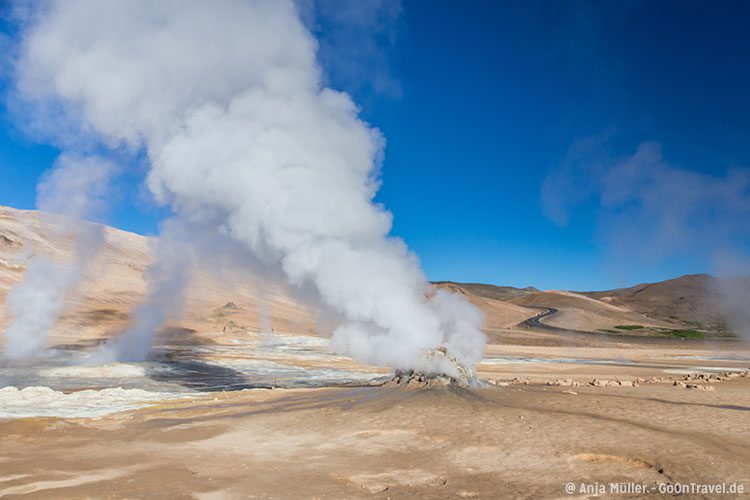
[1,377,749,499]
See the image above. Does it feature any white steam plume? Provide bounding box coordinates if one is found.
[3,154,114,358]
[712,252,750,339]
[13,0,486,373]
[95,219,192,362]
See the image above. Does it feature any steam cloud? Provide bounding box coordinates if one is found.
[11,0,485,373]
[542,139,750,338]
[3,154,114,358]
[96,219,192,363]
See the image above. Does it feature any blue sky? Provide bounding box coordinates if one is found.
[1,0,749,291]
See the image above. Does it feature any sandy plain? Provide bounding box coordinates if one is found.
[1,357,749,498]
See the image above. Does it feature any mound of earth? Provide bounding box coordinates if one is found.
[385,370,458,388]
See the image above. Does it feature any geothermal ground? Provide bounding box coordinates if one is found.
[1,207,749,498]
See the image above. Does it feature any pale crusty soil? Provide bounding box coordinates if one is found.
[1,377,749,498]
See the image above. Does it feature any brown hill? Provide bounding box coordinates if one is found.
[0,206,317,347]
[581,274,739,331]
[3,206,743,345]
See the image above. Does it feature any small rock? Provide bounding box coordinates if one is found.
[548,378,577,387]
[590,379,619,387]
[362,484,389,494]
[685,383,715,391]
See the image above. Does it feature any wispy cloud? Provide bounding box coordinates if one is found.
[542,139,750,265]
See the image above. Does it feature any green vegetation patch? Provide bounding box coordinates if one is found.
[614,325,644,331]
[667,329,704,338]
[598,329,619,334]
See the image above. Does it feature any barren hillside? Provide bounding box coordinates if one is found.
[581,274,741,331]
[2,206,744,347]
[0,206,317,347]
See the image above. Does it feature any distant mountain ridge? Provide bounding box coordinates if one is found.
[437,274,748,335]
[580,273,748,332]
[2,205,745,340]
